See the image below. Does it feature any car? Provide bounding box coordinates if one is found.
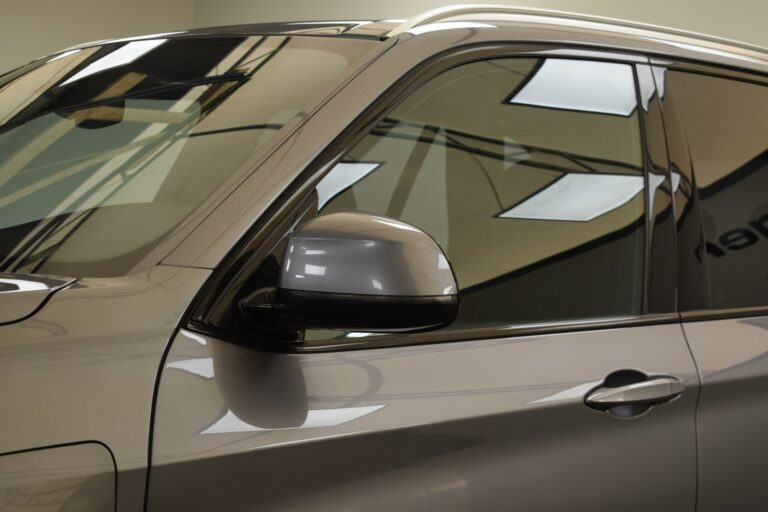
[1,4,768,511]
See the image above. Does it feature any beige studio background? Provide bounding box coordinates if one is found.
[1,0,766,72]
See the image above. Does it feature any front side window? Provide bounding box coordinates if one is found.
[669,71,768,310]
[313,57,646,331]
[0,35,377,277]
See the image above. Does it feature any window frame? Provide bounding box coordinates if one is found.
[652,57,768,322]
[188,43,679,353]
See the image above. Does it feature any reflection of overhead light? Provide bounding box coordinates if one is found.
[649,171,682,193]
[0,278,48,292]
[663,40,760,65]
[290,21,372,25]
[345,332,384,338]
[201,405,385,434]
[60,39,167,86]
[671,171,681,191]
[648,171,680,192]
[47,49,82,63]
[181,330,208,346]
[372,217,419,232]
[109,32,185,43]
[407,21,496,35]
[648,172,666,211]
[168,358,214,379]
[499,173,643,222]
[509,59,636,116]
[652,67,666,99]
[647,171,683,211]
[316,162,380,209]
[304,264,326,276]
[649,172,664,192]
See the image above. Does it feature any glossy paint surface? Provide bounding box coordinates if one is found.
[0,443,114,511]
[148,326,698,511]
[281,212,457,297]
[2,10,768,511]
[0,265,210,512]
[0,274,74,324]
[683,317,768,511]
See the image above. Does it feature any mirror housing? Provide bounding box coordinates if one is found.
[244,212,458,333]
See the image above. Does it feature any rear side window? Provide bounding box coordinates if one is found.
[669,71,768,310]
[313,57,646,331]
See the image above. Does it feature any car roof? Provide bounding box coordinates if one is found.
[68,5,763,46]
[187,5,768,59]
[180,6,761,47]
[180,20,404,39]
[58,5,768,76]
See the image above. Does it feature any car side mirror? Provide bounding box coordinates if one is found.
[242,212,458,333]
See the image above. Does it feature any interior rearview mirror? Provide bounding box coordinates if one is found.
[242,212,459,333]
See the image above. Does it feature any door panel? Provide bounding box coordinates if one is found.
[683,318,768,511]
[0,266,210,512]
[148,325,698,511]
[0,443,114,512]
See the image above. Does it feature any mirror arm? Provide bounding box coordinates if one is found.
[240,287,277,312]
[239,287,304,339]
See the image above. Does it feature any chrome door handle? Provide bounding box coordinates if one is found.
[586,377,685,408]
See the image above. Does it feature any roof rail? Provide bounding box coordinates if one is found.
[384,4,768,55]
[385,4,554,37]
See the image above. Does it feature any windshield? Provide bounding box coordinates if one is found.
[0,35,376,277]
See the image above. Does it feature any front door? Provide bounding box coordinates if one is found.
[148,51,699,511]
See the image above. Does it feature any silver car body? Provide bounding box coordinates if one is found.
[1,5,768,511]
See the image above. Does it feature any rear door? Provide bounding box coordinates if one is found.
[656,62,768,511]
[148,49,698,511]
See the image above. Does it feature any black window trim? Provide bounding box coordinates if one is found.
[188,313,681,353]
[637,63,677,314]
[187,42,677,353]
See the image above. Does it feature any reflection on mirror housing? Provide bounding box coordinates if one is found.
[241,212,459,333]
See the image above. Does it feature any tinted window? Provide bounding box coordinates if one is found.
[0,35,375,277]
[669,71,768,310]
[313,57,645,331]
